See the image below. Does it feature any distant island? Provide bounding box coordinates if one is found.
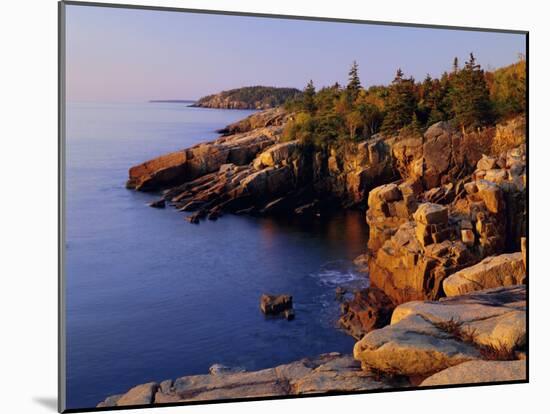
[190,86,302,110]
[149,99,196,104]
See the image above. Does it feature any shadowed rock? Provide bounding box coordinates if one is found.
[339,287,395,339]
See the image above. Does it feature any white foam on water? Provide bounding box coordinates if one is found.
[312,260,369,289]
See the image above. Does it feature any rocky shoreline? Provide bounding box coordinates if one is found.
[99,285,526,407]
[98,353,409,407]
[105,107,527,407]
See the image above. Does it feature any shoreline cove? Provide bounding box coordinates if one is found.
[65,102,370,409]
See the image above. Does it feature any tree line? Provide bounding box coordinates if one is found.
[196,86,302,108]
[283,54,526,149]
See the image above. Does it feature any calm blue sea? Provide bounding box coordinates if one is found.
[64,102,369,409]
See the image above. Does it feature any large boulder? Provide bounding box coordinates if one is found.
[420,360,526,386]
[353,313,482,376]
[422,122,454,188]
[443,252,526,296]
[354,285,525,377]
[260,294,293,316]
[391,285,526,350]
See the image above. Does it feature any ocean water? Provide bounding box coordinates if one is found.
[64,102,369,409]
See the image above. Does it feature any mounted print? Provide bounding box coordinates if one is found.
[59,1,528,412]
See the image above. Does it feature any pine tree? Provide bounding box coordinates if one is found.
[347,61,361,101]
[303,80,316,113]
[453,57,459,74]
[449,53,493,129]
[381,69,418,135]
[419,74,450,126]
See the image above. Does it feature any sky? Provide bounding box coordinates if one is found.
[65,4,526,102]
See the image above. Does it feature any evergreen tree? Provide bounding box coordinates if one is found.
[303,80,316,113]
[419,74,450,126]
[380,69,418,135]
[453,57,459,74]
[449,53,493,129]
[346,61,361,101]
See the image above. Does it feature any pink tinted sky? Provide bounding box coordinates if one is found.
[65,4,526,102]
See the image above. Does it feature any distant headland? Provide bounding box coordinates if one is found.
[189,86,302,110]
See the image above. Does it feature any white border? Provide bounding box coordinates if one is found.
[1,1,548,414]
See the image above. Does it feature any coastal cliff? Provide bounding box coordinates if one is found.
[117,108,526,404]
[114,58,527,405]
[126,107,396,222]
